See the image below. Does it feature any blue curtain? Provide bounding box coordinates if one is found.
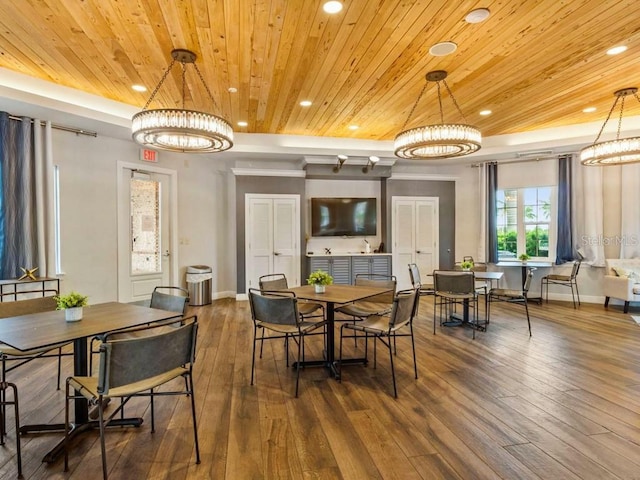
[0,112,38,278]
[487,162,498,263]
[555,154,574,264]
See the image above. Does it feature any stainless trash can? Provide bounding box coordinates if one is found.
[186,265,212,306]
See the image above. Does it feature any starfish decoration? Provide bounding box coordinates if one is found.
[18,266,38,281]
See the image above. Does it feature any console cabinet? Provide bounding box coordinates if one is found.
[308,255,392,285]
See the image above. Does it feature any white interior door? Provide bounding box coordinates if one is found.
[245,194,300,292]
[117,162,178,303]
[392,197,439,290]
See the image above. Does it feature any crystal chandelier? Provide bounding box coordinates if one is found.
[132,49,233,153]
[394,70,481,159]
[580,87,640,166]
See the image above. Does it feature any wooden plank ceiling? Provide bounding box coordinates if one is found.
[0,0,638,141]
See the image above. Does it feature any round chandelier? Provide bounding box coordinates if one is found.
[131,49,233,153]
[580,87,640,166]
[394,70,481,159]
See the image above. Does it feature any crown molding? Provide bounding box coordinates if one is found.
[231,168,306,177]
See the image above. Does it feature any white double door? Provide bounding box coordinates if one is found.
[392,197,439,290]
[245,194,300,292]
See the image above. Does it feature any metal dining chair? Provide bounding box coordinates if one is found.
[541,259,581,308]
[433,270,481,338]
[487,267,536,336]
[248,289,327,397]
[338,288,419,398]
[64,317,201,479]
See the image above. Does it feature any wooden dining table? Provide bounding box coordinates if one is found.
[288,284,393,378]
[0,301,183,463]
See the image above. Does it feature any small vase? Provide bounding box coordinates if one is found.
[65,306,83,322]
[314,284,326,294]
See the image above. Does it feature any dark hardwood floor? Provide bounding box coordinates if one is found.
[1,295,639,479]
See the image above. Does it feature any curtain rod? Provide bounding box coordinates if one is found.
[470,152,577,167]
[7,114,97,137]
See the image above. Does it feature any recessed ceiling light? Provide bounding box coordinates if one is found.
[228,87,238,93]
[323,1,343,14]
[237,121,248,127]
[479,109,492,116]
[348,125,359,130]
[132,84,147,92]
[582,107,597,113]
[429,41,457,57]
[465,8,491,24]
[606,45,627,55]
[300,100,312,107]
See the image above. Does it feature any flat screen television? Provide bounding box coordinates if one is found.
[311,197,377,237]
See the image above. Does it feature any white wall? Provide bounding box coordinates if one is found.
[52,129,235,303]
[46,126,632,306]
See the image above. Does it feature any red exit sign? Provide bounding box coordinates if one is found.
[140,149,158,162]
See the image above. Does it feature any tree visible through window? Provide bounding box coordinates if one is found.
[497,187,554,260]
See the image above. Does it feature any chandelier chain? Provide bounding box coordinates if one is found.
[400,83,428,131]
[442,79,468,124]
[617,95,625,140]
[593,94,620,144]
[437,82,444,124]
[142,57,178,110]
[193,62,220,112]
[181,62,187,110]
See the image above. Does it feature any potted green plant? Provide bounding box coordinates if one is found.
[55,291,89,322]
[518,253,530,263]
[460,260,474,271]
[307,270,333,294]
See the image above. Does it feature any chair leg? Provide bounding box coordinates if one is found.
[604,296,610,308]
[387,336,397,398]
[64,380,70,472]
[98,397,109,479]
[295,334,302,398]
[524,299,532,336]
[338,325,344,383]
[57,346,63,390]
[187,374,201,464]
[409,325,418,380]
[574,281,581,306]
[624,301,630,314]
[1,382,21,479]
[250,325,258,386]
[150,387,155,433]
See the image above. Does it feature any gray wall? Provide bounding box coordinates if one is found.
[235,175,306,293]
[385,179,456,269]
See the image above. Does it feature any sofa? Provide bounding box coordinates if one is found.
[603,258,640,313]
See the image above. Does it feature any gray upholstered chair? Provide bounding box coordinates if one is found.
[408,263,434,296]
[336,274,396,318]
[0,292,69,390]
[541,260,581,308]
[487,267,535,336]
[258,273,324,321]
[248,289,326,397]
[338,288,419,398]
[433,270,481,338]
[90,285,188,372]
[149,285,189,314]
[64,316,200,479]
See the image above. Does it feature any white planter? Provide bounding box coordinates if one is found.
[65,307,83,322]
[314,284,326,294]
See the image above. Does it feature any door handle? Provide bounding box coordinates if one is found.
[163,250,170,257]
[416,250,421,254]
[274,252,281,256]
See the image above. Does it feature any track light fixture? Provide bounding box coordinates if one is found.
[362,156,380,173]
[332,154,348,173]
